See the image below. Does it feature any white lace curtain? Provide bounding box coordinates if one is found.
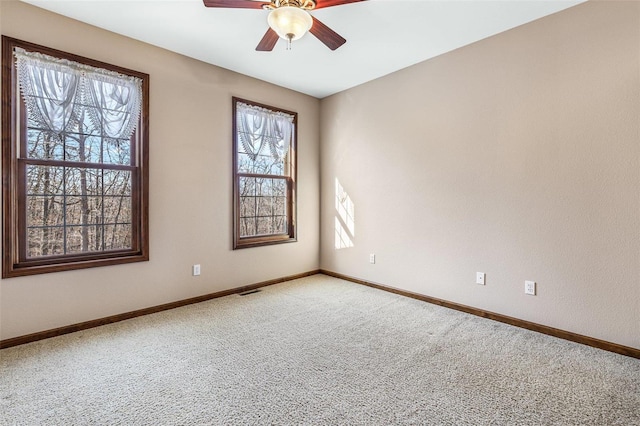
[15,47,142,141]
[237,102,294,162]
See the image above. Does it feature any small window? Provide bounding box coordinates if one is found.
[2,36,149,277]
[232,97,297,249]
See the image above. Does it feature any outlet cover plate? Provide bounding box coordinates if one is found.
[525,280,536,295]
[476,272,486,285]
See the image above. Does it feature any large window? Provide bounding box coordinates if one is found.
[2,37,149,277]
[233,98,296,249]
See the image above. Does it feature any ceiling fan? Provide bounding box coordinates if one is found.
[202,0,367,51]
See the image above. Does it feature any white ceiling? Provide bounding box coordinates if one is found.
[21,0,586,99]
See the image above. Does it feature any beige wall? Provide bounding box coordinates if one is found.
[320,1,640,349]
[0,1,320,340]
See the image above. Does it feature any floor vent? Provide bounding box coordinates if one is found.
[238,289,262,297]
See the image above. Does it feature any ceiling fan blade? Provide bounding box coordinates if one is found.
[203,0,268,9]
[256,28,279,51]
[309,17,346,50]
[314,0,367,10]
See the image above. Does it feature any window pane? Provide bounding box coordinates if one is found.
[240,218,256,237]
[26,113,43,130]
[27,196,64,227]
[239,176,256,197]
[104,224,131,250]
[257,196,273,217]
[64,136,80,161]
[103,138,131,165]
[237,152,285,176]
[256,217,273,235]
[74,107,101,136]
[274,196,286,216]
[27,226,64,257]
[256,154,284,175]
[65,134,101,163]
[103,170,131,196]
[274,216,287,234]
[26,130,64,160]
[66,225,101,254]
[26,165,64,196]
[257,178,271,195]
[240,196,256,218]
[272,179,286,197]
[65,196,103,226]
[65,168,102,196]
[237,153,253,174]
[103,196,132,224]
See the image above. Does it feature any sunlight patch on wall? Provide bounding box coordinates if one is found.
[335,178,354,249]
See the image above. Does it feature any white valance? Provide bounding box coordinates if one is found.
[237,102,294,162]
[15,47,142,141]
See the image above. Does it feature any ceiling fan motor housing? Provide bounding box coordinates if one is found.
[264,0,317,10]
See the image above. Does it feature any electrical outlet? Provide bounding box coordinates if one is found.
[369,254,376,264]
[476,272,486,285]
[192,264,201,276]
[525,280,536,296]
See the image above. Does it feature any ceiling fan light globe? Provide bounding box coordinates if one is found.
[267,6,313,41]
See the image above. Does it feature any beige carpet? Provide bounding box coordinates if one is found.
[1,275,639,425]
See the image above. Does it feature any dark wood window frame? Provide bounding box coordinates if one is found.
[2,36,149,278]
[232,97,297,249]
